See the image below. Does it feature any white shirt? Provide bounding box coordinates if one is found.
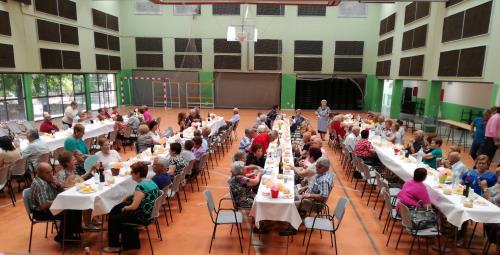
[451,161,469,182]
[180,150,195,163]
[304,162,317,184]
[21,139,50,170]
[95,150,122,169]
[62,106,79,124]
[344,133,360,152]
[229,114,241,123]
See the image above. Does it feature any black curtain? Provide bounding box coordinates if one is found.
[295,78,363,110]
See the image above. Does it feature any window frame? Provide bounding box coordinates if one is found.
[0,73,26,121]
[89,73,117,111]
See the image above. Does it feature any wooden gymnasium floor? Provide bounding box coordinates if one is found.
[0,108,494,255]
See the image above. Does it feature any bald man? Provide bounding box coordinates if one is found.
[344,126,361,152]
[31,163,82,243]
[444,152,469,182]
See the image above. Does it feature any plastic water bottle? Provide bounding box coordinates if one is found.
[416,148,424,163]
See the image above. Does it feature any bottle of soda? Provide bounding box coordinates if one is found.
[463,175,470,197]
[150,143,154,153]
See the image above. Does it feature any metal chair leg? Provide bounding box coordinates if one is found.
[28,222,34,252]
[386,218,397,246]
[208,224,218,253]
[304,228,314,255]
[145,226,154,255]
[395,226,404,249]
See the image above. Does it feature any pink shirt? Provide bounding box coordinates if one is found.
[143,111,153,124]
[485,113,500,138]
[397,180,431,210]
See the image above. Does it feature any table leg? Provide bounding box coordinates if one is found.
[100,215,104,255]
[458,130,464,150]
[62,210,67,255]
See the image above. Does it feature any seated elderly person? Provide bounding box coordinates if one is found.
[295,147,322,186]
[246,144,266,168]
[386,123,403,145]
[166,143,187,177]
[21,129,50,171]
[483,174,500,251]
[39,112,59,133]
[329,114,346,139]
[201,127,211,150]
[461,155,497,195]
[192,136,207,162]
[127,112,141,130]
[290,109,305,133]
[396,168,431,211]
[344,126,361,152]
[104,162,160,252]
[95,137,122,169]
[152,157,172,190]
[31,162,82,243]
[296,157,334,212]
[405,130,425,154]
[239,128,256,151]
[228,108,241,124]
[186,108,200,127]
[181,140,196,163]
[355,130,379,166]
[136,124,154,153]
[233,150,262,179]
[443,152,468,183]
[252,130,278,155]
[228,161,262,208]
[64,123,88,156]
[96,108,107,121]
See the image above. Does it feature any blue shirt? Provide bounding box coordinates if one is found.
[64,137,89,155]
[472,117,486,143]
[423,148,442,169]
[152,173,172,190]
[461,169,497,195]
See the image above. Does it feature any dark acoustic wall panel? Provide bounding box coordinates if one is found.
[410,55,424,76]
[212,4,240,15]
[446,0,464,8]
[62,50,80,69]
[402,30,413,51]
[40,48,62,69]
[257,4,284,16]
[94,32,108,49]
[463,1,492,39]
[385,37,393,55]
[214,55,241,69]
[294,57,322,72]
[214,39,241,53]
[175,38,202,52]
[59,24,78,45]
[404,2,416,25]
[92,9,107,28]
[295,41,322,55]
[442,12,464,42]
[35,0,58,16]
[416,2,430,20]
[298,6,326,16]
[137,53,163,68]
[378,41,384,56]
[135,37,163,52]
[379,18,387,35]
[254,56,281,71]
[109,56,121,70]
[0,10,11,36]
[335,41,364,56]
[95,54,109,70]
[108,35,120,51]
[386,14,396,33]
[334,58,363,73]
[0,43,15,68]
[413,25,427,48]
[58,0,77,20]
[255,39,282,54]
[106,14,119,31]
[399,57,411,76]
[457,46,486,77]
[37,19,60,43]
[175,55,202,69]
[376,60,391,76]
[438,50,460,76]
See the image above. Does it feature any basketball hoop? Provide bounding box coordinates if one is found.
[237,32,247,44]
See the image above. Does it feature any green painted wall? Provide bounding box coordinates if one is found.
[281,74,296,110]
[22,74,34,121]
[116,69,133,105]
[439,102,485,122]
[364,75,383,112]
[389,80,403,119]
[423,81,442,118]
[491,83,499,107]
[199,72,214,108]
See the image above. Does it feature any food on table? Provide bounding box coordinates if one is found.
[277,174,283,179]
[79,184,96,193]
[463,199,473,208]
[111,162,123,169]
[452,187,464,195]
[443,188,452,195]
[277,183,284,192]
[283,188,291,194]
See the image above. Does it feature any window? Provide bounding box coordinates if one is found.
[298,6,326,16]
[257,4,284,16]
[31,74,86,120]
[89,74,117,110]
[0,74,25,121]
[212,4,240,15]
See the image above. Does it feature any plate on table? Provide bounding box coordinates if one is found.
[280,194,293,199]
[77,185,97,194]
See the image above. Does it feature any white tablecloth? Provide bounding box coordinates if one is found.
[372,143,500,227]
[50,175,136,217]
[20,121,116,152]
[182,117,225,138]
[250,120,302,230]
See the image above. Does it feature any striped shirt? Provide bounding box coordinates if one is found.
[306,172,334,198]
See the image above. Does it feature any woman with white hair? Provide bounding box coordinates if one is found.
[316,99,331,141]
[228,161,262,208]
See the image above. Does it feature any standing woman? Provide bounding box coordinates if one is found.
[177,112,188,132]
[316,99,331,141]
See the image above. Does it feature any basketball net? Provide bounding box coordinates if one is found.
[237,32,247,44]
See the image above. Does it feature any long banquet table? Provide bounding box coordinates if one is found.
[250,120,302,230]
[19,120,116,152]
[371,140,500,228]
[181,116,226,138]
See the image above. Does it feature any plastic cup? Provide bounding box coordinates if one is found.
[111,168,120,176]
[271,187,279,198]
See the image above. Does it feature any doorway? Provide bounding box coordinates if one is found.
[295,77,364,110]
